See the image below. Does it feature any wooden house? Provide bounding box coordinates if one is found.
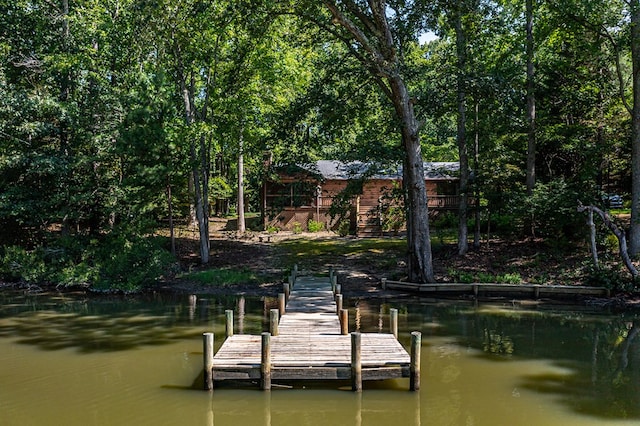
[262,160,462,235]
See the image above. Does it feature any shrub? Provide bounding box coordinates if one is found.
[291,222,303,234]
[585,265,631,291]
[89,233,175,293]
[0,246,47,284]
[337,220,351,237]
[497,272,522,284]
[307,220,324,233]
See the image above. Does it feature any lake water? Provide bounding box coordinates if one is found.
[1,290,639,425]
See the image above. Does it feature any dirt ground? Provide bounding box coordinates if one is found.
[158,218,636,307]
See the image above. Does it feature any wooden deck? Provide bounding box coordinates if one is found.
[204,275,419,391]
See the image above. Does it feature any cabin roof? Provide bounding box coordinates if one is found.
[310,160,459,181]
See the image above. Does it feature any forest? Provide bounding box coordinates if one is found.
[0,0,638,292]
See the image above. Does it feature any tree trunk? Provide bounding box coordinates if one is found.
[473,101,481,249]
[629,3,640,256]
[323,0,434,282]
[180,77,209,264]
[455,9,469,256]
[389,76,434,283]
[167,180,176,257]
[237,126,246,233]
[577,204,638,279]
[525,0,536,195]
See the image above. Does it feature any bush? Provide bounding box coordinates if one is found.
[585,265,631,291]
[291,222,303,234]
[337,220,351,237]
[307,220,324,233]
[89,233,175,293]
[0,246,47,284]
[0,230,175,293]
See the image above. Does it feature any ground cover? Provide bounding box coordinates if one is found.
[161,219,636,304]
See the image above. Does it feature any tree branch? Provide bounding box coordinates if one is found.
[577,202,639,279]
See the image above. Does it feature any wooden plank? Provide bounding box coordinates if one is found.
[383,280,609,297]
[210,275,413,387]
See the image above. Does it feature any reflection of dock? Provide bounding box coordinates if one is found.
[203,273,420,391]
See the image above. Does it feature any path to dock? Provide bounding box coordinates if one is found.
[203,274,420,391]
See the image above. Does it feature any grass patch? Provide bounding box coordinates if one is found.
[276,237,407,260]
[180,268,263,286]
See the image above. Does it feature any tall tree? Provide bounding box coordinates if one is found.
[320,0,435,282]
[525,0,536,194]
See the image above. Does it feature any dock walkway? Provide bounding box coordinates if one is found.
[203,274,420,391]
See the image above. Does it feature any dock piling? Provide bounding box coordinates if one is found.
[336,294,343,315]
[278,293,286,316]
[270,309,279,336]
[203,332,214,391]
[390,308,398,339]
[351,332,362,392]
[340,308,348,335]
[261,332,271,390]
[284,283,290,302]
[225,310,234,338]
[410,331,422,391]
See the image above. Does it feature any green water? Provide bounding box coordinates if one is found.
[0,290,639,425]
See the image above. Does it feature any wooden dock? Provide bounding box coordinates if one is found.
[203,273,420,391]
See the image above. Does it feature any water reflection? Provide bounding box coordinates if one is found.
[1,291,640,424]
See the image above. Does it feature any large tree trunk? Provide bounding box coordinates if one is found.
[525,0,536,195]
[455,9,469,256]
[323,0,435,283]
[389,76,435,283]
[179,74,209,264]
[629,3,640,256]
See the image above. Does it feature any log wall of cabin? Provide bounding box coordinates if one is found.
[264,175,460,233]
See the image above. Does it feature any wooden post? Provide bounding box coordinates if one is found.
[336,284,341,295]
[336,293,343,315]
[225,310,234,338]
[351,332,362,392]
[261,332,271,390]
[340,308,349,335]
[203,332,214,391]
[270,308,279,336]
[381,278,387,289]
[284,283,290,302]
[293,263,298,279]
[278,293,286,316]
[390,308,398,339]
[331,274,337,292]
[288,274,294,290]
[410,331,422,391]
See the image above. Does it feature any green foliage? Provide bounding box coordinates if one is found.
[447,269,522,284]
[292,222,303,234]
[497,273,522,284]
[209,176,233,201]
[0,246,47,284]
[88,232,175,293]
[585,265,631,292]
[0,231,175,293]
[307,220,325,233]
[337,220,352,237]
[379,183,406,233]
